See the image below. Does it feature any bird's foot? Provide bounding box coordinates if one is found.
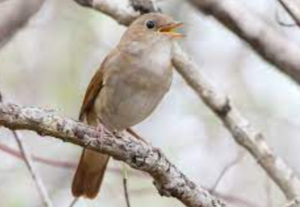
[83,138,94,147]
[113,130,123,139]
[153,147,163,159]
[95,124,106,139]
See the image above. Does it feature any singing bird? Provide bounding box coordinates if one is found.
[72,13,183,199]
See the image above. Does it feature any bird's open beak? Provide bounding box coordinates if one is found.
[158,22,184,38]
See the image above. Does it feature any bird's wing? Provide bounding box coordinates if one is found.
[78,49,118,121]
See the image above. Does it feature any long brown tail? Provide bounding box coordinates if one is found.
[71,125,141,198]
[72,149,109,199]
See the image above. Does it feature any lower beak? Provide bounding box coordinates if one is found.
[158,22,184,38]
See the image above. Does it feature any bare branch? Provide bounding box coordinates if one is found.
[0,141,76,168]
[210,152,245,193]
[68,198,79,207]
[0,92,53,207]
[172,44,300,203]
[0,102,226,207]
[187,0,300,85]
[122,165,132,207]
[0,0,45,48]
[278,0,300,27]
[12,131,53,207]
[123,177,132,207]
[275,6,297,27]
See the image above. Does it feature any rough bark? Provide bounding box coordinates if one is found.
[188,0,300,86]
[0,102,226,207]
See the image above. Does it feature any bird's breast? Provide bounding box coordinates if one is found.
[95,60,172,131]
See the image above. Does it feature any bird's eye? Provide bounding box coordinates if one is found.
[146,20,156,29]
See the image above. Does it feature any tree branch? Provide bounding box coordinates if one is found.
[12,131,53,207]
[0,102,226,207]
[0,0,45,48]
[172,44,300,203]
[278,0,300,28]
[71,0,300,204]
[0,92,53,207]
[187,0,300,86]
[0,141,77,168]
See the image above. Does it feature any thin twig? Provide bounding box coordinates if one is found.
[210,151,245,193]
[278,0,300,28]
[0,92,53,207]
[122,164,131,207]
[12,131,54,207]
[275,5,296,27]
[0,141,76,168]
[68,198,79,207]
[123,177,131,207]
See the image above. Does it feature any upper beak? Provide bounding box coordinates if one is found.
[158,22,184,38]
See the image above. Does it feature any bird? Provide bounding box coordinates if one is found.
[72,12,183,199]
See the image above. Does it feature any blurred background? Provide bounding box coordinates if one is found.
[1,0,300,206]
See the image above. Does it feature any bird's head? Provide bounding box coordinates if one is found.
[119,13,183,51]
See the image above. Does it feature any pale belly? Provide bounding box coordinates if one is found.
[94,69,172,131]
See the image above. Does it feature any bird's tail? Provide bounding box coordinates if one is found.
[72,149,109,199]
[72,112,109,199]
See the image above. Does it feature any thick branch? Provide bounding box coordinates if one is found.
[72,0,300,204]
[172,44,300,202]
[188,0,300,85]
[0,103,226,207]
[0,0,44,48]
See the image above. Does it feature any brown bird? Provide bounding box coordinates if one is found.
[72,13,183,199]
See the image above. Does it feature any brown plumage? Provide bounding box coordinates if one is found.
[72,13,183,199]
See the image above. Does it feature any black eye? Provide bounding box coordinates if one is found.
[146,20,156,29]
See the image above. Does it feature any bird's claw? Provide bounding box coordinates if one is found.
[94,124,106,139]
[154,147,163,159]
[83,139,93,147]
[113,130,123,139]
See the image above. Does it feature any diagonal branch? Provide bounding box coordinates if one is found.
[187,0,300,86]
[71,0,300,204]
[12,131,54,207]
[278,0,300,27]
[0,102,226,207]
[172,44,300,203]
[0,92,53,207]
[0,0,45,48]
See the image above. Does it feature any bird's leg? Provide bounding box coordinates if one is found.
[126,128,149,144]
[113,130,124,139]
